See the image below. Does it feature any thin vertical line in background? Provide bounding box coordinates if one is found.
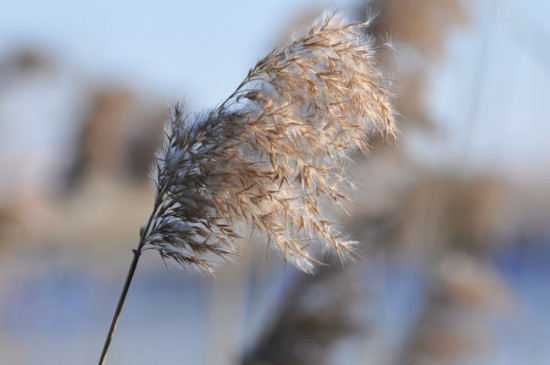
[461,0,500,164]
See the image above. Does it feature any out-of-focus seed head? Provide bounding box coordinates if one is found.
[141,12,396,274]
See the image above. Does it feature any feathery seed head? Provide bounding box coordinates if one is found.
[141,12,396,274]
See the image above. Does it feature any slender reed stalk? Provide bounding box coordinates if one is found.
[98,249,139,365]
[99,202,159,365]
[99,11,396,364]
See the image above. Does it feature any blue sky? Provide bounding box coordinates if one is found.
[1,0,549,178]
[0,0,355,106]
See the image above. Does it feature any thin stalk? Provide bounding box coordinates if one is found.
[98,248,142,365]
[98,199,161,365]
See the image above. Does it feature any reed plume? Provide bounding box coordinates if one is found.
[144,12,395,274]
[99,11,395,364]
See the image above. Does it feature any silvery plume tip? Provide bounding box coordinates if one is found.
[140,11,396,274]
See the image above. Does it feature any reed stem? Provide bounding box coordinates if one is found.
[98,248,142,365]
[98,199,159,365]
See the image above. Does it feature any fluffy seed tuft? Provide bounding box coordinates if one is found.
[141,12,396,274]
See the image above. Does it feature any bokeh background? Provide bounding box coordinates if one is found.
[1,0,549,364]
